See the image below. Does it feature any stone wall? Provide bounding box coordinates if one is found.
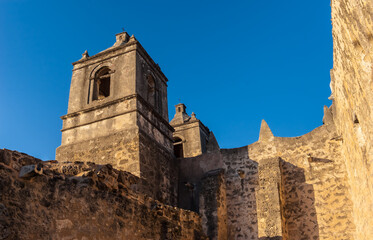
[136,96,176,205]
[137,96,174,152]
[249,124,355,240]
[177,152,223,212]
[256,158,282,239]
[136,48,169,120]
[56,128,140,172]
[331,0,373,238]
[179,122,356,240]
[199,169,228,240]
[223,124,356,240]
[56,95,176,204]
[221,147,259,240]
[0,149,206,240]
[138,130,177,205]
[60,96,137,146]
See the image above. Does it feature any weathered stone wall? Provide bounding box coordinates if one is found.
[199,169,228,240]
[137,96,174,152]
[0,149,206,240]
[249,124,355,240]
[60,96,137,146]
[221,147,259,240]
[136,96,176,205]
[136,49,169,120]
[177,152,223,212]
[180,122,355,240]
[56,128,176,205]
[256,158,282,239]
[138,130,177,205]
[331,0,373,238]
[56,128,140,173]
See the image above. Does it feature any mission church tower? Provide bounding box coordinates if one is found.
[56,32,176,203]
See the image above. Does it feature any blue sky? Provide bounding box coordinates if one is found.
[0,0,333,160]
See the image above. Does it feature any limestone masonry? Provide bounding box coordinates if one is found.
[1,0,372,239]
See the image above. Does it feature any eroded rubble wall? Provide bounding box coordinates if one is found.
[0,149,206,240]
[331,0,373,238]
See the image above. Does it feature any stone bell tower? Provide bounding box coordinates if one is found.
[56,32,176,203]
[170,103,220,158]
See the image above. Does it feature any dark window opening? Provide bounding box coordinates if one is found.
[354,114,359,124]
[93,67,111,101]
[173,137,183,158]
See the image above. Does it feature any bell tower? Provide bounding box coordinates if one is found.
[56,32,176,203]
[170,103,220,158]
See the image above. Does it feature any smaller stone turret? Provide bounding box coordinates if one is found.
[170,103,219,158]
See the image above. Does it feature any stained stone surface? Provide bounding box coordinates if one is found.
[331,0,373,238]
[0,149,206,240]
[199,169,228,240]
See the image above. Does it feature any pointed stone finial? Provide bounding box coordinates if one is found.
[191,112,197,120]
[259,120,274,142]
[81,50,89,59]
[128,34,137,43]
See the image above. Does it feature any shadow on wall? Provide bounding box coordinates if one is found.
[279,158,319,240]
[176,149,320,240]
[178,179,201,212]
[177,152,223,213]
[177,165,202,213]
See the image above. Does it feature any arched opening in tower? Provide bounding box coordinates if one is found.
[173,137,183,158]
[93,67,111,100]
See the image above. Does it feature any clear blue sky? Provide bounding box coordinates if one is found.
[0,0,332,160]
